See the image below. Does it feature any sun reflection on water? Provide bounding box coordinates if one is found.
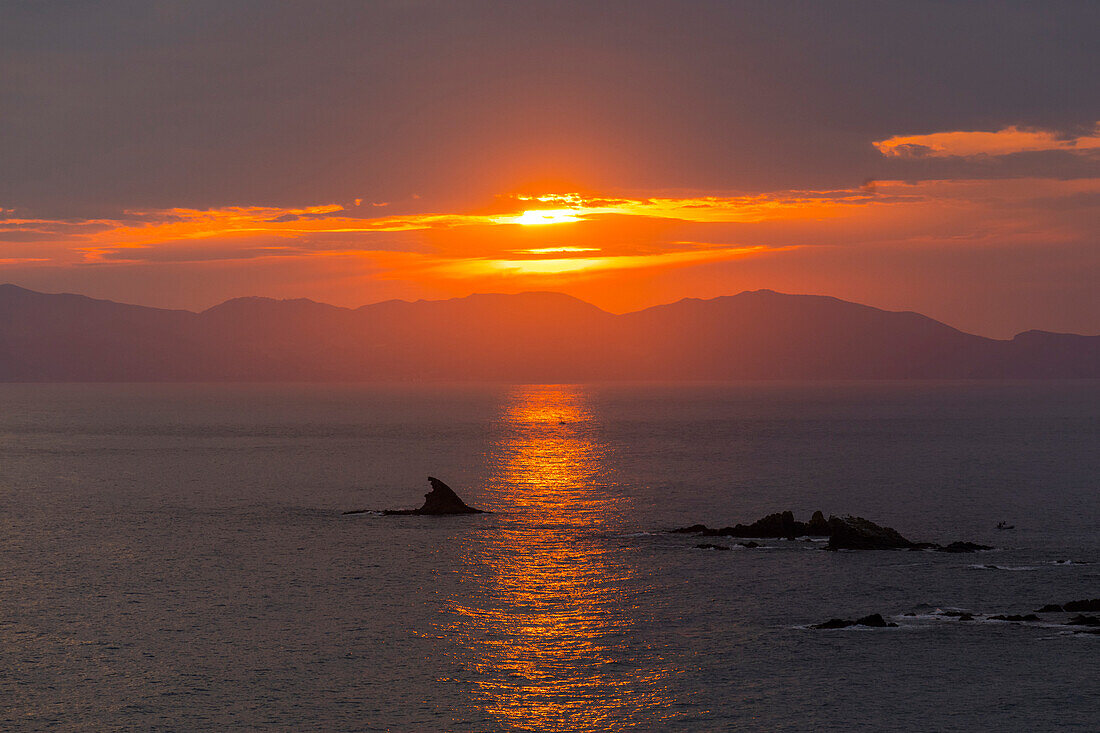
[445,385,674,731]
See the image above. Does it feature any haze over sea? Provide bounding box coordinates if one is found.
[2,382,1097,731]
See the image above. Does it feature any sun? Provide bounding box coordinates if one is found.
[506,209,583,225]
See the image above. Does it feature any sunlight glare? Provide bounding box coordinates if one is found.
[507,209,583,225]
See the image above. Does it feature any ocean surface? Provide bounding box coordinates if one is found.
[0,382,1097,732]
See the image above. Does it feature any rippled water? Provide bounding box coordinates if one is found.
[0,383,1097,731]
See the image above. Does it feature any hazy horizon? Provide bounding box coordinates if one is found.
[5,282,1099,341]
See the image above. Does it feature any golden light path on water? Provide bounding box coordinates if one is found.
[444,385,675,731]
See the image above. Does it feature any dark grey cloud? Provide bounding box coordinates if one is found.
[1,0,1097,217]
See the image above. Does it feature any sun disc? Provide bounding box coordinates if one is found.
[509,209,582,225]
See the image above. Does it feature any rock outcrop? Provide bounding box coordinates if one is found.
[673,512,992,552]
[1033,599,1100,613]
[933,541,994,553]
[810,613,897,629]
[826,515,913,550]
[343,476,485,516]
[1064,599,1100,612]
[672,510,831,539]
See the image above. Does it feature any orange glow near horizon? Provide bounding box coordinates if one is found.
[1,176,1097,328]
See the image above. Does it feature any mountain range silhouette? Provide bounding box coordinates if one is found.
[1,284,1096,381]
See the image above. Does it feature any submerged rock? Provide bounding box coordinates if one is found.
[344,476,485,516]
[1066,614,1100,626]
[989,614,1040,622]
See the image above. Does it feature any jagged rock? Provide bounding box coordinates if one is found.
[672,510,837,539]
[345,476,484,516]
[1034,604,1064,613]
[855,613,897,627]
[416,477,483,514]
[989,614,1040,622]
[807,510,829,535]
[1063,599,1100,612]
[696,543,730,551]
[673,511,988,552]
[826,515,914,550]
[740,510,801,539]
[1067,615,1100,626]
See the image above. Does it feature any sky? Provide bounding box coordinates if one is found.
[1,0,1097,338]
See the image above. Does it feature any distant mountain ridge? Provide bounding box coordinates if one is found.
[0,284,1096,381]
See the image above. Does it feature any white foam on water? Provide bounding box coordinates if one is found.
[967,564,1039,571]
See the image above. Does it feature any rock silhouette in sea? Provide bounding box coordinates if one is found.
[826,515,913,550]
[343,476,485,516]
[1066,615,1100,627]
[1063,599,1100,612]
[672,512,992,552]
[1033,599,1100,613]
[671,510,831,540]
[810,613,897,629]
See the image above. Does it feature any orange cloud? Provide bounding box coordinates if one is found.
[1,177,1096,301]
[874,122,1100,158]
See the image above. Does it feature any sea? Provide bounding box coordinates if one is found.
[0,382,1097,732]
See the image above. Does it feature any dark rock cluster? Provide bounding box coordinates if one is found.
[1033,598,1100,613]
[1067,615,1100,627]
[674,510,829,540]
[810,613,898,629]
[674,512,992,552]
